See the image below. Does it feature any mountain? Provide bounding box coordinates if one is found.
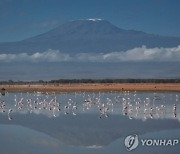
[0,19,180,54]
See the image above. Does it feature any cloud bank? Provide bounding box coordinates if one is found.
[0,45,180,62]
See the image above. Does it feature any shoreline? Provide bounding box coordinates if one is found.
[1,83,180,92]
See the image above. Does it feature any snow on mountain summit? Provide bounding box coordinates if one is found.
[0,19,180,54]
[86,18,103,21]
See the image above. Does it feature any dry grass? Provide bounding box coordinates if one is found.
[1,83,180,92]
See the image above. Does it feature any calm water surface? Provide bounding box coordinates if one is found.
[0,91,180,154]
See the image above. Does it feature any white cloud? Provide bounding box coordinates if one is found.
[0,45,180,62]
[101,45,180,62]
[86,145,103,149]
[0,49,71,62]
[76,45,180,62]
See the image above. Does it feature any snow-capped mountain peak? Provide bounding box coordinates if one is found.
[0,19,180,54]
[86,18,103,21]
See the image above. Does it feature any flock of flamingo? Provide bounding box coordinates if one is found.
[0,91,179,121]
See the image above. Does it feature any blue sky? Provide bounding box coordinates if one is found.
[0,0,180,42]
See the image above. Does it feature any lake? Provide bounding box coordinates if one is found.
[0,91,180,154]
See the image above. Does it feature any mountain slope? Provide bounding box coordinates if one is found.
[0,19,180,54]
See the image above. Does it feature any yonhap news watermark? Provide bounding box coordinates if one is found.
[124,134,179,151]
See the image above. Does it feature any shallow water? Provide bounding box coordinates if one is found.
[0,91,180,154]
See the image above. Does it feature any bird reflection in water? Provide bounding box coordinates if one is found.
[0,91,179,121]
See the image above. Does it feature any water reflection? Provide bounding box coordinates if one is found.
[0,91,179,121]
[0,91,180,154]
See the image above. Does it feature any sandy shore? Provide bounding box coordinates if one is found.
[1,83,180,92]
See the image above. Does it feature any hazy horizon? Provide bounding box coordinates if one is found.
[0,0,180,80]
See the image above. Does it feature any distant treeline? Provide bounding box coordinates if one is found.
[0,79,180,85]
